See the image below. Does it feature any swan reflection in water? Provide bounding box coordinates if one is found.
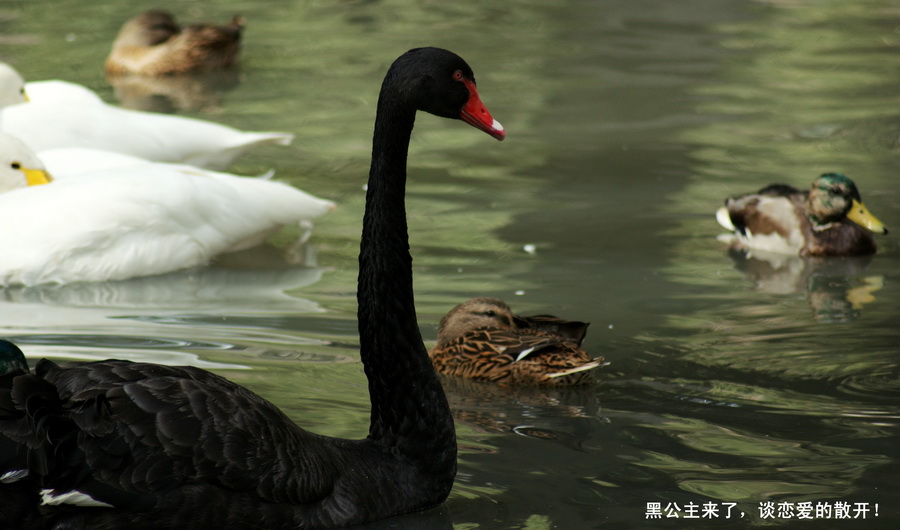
[724,248,883,323]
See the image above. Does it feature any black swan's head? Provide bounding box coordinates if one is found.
[385,47,505,141]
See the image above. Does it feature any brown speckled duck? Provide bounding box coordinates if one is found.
[430,298,606,386]
[105,10,244,76]
[716,173,888,257]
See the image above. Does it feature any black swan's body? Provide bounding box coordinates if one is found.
[0,47,504,529]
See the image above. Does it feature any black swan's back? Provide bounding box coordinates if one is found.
[5,358,434,527]
[0,47,503,529]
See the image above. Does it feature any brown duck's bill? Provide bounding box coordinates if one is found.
[459,78,505,141]
[847,199,888,234]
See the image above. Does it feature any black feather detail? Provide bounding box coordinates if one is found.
[0,47,497,528]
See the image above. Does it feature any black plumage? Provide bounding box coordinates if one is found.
[0,47,504,529]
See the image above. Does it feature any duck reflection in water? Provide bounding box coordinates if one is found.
[725,248,883,323]
[439,375,604,452]
[107,69,242,113]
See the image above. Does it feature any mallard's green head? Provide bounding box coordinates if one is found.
[809,173,887,234]
[0,339,28,375]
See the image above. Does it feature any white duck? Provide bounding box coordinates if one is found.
[0,63,294,170]
[0,133,335,286]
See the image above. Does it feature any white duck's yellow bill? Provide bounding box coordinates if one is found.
[24,168,53,186]
[847,199,887,234]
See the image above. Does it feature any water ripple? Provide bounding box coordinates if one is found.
[9,333,248,369]
[835,369,900,404]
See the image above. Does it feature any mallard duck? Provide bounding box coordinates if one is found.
[0,133,334,285]
[105,10,243,76]
[430,298,605,386]
[716,173,888,257]
[0,62,293,170]
[0,47,504,528]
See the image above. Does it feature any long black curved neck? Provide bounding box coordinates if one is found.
[357,78,455,465]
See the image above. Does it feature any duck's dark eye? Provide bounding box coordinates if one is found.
[453,70,463,81]
[11,162,21,170]
[483,310,496,318]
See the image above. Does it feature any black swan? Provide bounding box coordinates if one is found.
[0,47,505,528]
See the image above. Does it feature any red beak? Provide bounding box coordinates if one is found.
[459,79,505,141]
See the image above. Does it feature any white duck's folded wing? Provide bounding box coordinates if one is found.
[38,147,153,176]
[24,80,105,105]
[0,168,334,286]
[2,98,293,170]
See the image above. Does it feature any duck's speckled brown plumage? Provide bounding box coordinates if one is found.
[716,173,888,257]
[105,10,244,76]
[430,298,605,386]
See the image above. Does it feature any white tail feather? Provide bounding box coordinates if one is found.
[40,489,114,508]
[547,359,609,379]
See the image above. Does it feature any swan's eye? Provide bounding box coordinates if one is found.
[11,162,21,170]
[453,70,463,81]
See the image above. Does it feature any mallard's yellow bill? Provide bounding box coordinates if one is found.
[24,168,53,186]
[847,199,887,234]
